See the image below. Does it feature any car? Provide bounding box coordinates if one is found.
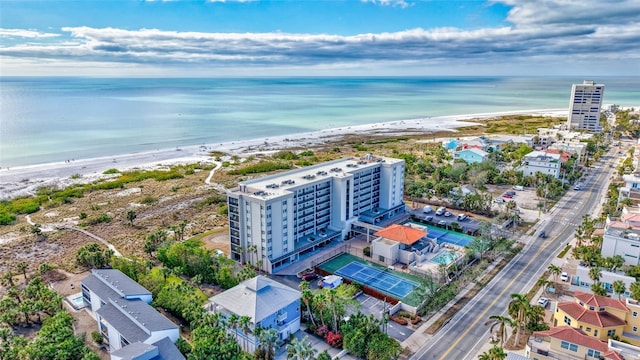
[435,207,446,216]
[538,297,549,308]
[444,211,452,217]
[424,216,433,222]
[573,185,582,190]
[494,198,506,203]
[512,185,524,191]
[302,273,319,281]
[561,272,569,282]
[438,220,447,226]
[539,231,547,239]
[423,205,433,214]
[502,194,513,198]
[457,214,467,221]
[505,190,516,196]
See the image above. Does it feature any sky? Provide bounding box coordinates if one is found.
[1,0,639,77]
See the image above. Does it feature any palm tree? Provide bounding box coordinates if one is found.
[16,262,28,282]
[630,282,640,301]
[485,315,513,347]
[286,336,317,360]
[589,267,602,284]
[613,280,627,300]
[478,345,507,360]
[239,315,253,349]
[547,264,561,285]
[257,328,280,360]
[508,293,530,347]
[228,313,240,341]
[298,281,317,329]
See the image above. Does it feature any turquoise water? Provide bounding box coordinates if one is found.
[2,76,639,167]
[431,251,457,265]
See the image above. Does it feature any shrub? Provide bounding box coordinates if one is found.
[299,150,314,157]
[227,161,291,175]
[363,247,371,257]
[141,196,158,205]
[103,168,120,174]
[0,211,16,225]
[91,331,103,344]
[325,331,342,348]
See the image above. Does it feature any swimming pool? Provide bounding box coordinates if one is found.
[67,293,87,309]
[431,252,458,265]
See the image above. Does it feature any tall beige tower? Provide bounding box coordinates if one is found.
[567,80,604,132]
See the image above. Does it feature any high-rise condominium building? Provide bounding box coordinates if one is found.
[227,155,405,273]
[567,80,604,132]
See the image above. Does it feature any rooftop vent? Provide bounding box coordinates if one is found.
[330,167,342,172]
[281,179,295,185]
[254,191,266,196]
[302,174,316,180]
[266,183,279,189]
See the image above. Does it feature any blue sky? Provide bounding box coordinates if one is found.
[1,0,639,76]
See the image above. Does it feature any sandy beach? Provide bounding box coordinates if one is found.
[0,108,566,200]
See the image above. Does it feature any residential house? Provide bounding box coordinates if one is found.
[527,326,639,360]
[552,291,640,346]
[442,138,459,151]
[573,263,634,298]
[453,148,489,164]
[602,207,640,266]
[110,337,185,360]
[227,155,405,273]
[206,276,301,353]
[81,269,182,358]
[619,173,640,206]
[519,150,562,179]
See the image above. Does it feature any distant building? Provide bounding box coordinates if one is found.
[519,150,562,178]
[206,276,301,353]
[81,269,182,359]
[227,155,405,273]
[453,148,489,164]
[567,80,605,133]
[573,263,634,298]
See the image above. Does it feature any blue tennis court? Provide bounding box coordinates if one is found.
[415,224,473,247]
[335,261,419,299]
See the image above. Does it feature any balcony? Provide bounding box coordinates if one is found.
[277,312,287,323]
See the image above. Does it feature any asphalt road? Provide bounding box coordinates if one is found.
[410,148,618,360]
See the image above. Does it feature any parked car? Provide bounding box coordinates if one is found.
[438,220,447,226]
[435,207,446,216]
[494,198,506,203]
[424,216,433,222]
[505,190,516,196]
[457,214,467,221]
[502,194,513,198]
[423,205,433,214]
[573,185,582,190]
[538,297,549,308]
[302,273,319,281]
[561,272,569,282]
[444,211,452,217]
[512,185,524,191]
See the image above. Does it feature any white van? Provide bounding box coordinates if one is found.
[423,205,433,214]
[512,185,524,191]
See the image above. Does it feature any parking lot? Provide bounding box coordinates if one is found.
[411,206,483,235]
[355,293,414,341]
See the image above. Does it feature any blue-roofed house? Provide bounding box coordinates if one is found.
[453,148,489,164]
[443,138,459,151]
[206,276,301,353]
[81,269,182,359]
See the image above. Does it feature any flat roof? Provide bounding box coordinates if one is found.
[231,155,402,201]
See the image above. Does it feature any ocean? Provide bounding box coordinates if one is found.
[1,76,639,168]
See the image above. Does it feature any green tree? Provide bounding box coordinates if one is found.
[16,262,28,282]
[485,315,513,347]
[591,282,608,296]
[76,243,113,269]
[316,350,332,360]
[366,332,402,360]
[23,312,99,360]
[507,293,530,347]
[547,264,562,285]
[612,280,627,300]
[255,328,279,360]
[126,209,137,226]
[478,345,507,360]
[631,282,640,301]
[286,336,317,360]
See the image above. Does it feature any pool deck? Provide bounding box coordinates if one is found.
[410,243,466,274]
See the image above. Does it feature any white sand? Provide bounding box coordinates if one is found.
[0,108,567,200]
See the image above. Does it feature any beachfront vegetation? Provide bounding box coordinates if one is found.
[227,160,292,175]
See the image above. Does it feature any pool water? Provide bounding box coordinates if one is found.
[431,251,457,265]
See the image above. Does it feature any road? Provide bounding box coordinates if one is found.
[410,149,618,360]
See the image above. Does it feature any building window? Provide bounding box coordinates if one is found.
[587,349,601,357]
[634,311,638,318]
[607,329,616,336]
[594,330,598,336]
[586,327,591,332]
[634,326,638,332]
[560,341,578,352]
[563,316,572,326]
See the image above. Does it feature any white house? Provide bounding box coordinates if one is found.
[371,224,432,265]
[80,269,182,358]
[520,150,562,178]
[206,276,302,353]
[602,208,640,266]
[574,264,634,298]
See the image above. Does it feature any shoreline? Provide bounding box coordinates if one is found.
[0,108,566,200]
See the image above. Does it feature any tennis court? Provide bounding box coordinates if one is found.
[420,224,474,247]
[335,261,419,299]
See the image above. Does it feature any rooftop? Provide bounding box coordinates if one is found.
[96,298,179,343]
[574,290,628,312]
[83,269,151,300]
[231,155,402,201]
[374,224,427,245]
[533,326,610,353]
[557,302,626,328]
[208,276,301,324]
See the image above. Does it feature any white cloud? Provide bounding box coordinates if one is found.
[361,0,411,8]
[0,29,60,38]
[1,0,639,75]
